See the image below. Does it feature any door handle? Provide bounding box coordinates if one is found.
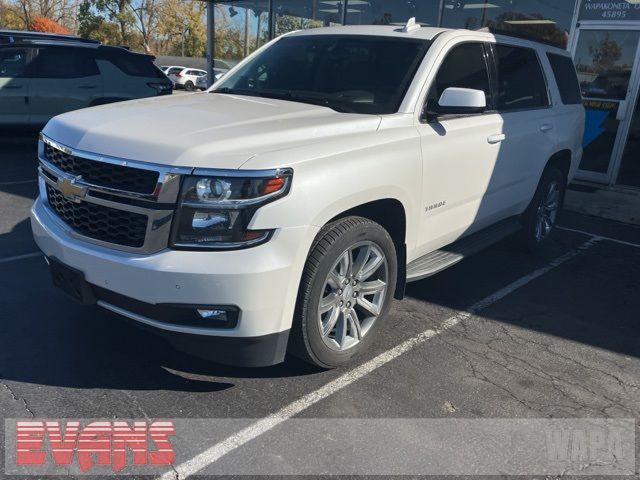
[487,133,506,144]
[616,100,628,121]
[79,85,97,89]
[540,124,554,132]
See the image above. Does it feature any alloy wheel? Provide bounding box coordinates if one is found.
[317,241,388,351]
[535,181,560,242]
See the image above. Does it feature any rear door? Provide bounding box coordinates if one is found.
[0,47,30,125]
[28,46,103,126]
[486,42,558,212]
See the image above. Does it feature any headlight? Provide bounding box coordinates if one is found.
[170,168,293,250]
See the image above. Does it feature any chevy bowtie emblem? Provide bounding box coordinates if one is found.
[57,176,87,201]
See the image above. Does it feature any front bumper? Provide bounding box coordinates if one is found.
[31,198,318,366]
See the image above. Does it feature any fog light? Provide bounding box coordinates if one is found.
[196,309,228,321]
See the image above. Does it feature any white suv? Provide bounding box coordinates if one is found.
[31,24,584,368]
[170,67,207,91]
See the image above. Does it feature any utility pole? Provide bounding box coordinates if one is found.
[206,0,214,87]
[244,6,249,57]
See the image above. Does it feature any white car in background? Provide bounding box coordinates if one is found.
[160,65,185,80]
[171,67,207,91]
[195,70,226,90]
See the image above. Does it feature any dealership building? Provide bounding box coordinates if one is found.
[206,1,640,191]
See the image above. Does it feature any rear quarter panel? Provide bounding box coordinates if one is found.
[538,46,586,182]
[98,60,155,101]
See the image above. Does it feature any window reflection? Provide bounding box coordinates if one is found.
[346,0,440,26]
[214,1,269,62]
[275,1,345,36]
[213,0,579,58]
[574,30,637,100]
[441,0,574,48]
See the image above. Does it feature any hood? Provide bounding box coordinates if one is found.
[42,93,381,170]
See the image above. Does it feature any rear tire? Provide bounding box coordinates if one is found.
[184,81,195,91]
[520,166,565,251]
[289,216,397,369]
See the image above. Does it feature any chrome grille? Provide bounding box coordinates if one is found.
[46,184,148,248]
[39,134,189,254]
[44,143,159,194]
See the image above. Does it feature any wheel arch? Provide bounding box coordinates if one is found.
[324,198,407,300]
[545,149,572,184]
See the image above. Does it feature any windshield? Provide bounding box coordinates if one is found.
[214,35,430,115]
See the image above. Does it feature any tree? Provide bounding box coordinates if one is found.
[158,0,206,57]
[589,34,623,72]
[0,0,25,29]
[29,14,69,32]
[13,0,75,30]
[77,0,122,44]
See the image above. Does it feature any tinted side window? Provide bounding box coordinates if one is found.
[29,47,99,78]
[547,53,582,105]
[429,43,492,109]
[101,50,164,78]
[0,48,28,77]
[495,45,549,111]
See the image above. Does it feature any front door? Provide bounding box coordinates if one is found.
[571,27,640,183]
[415,41,504,257]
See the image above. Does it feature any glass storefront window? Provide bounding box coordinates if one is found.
[346,0,440,27]
[618,95,640,187]
[275,0,344,36]
[441,0,575,48]
[214,1,269,62]
[574,30,640,175]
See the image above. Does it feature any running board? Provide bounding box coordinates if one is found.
[406,217,521,283]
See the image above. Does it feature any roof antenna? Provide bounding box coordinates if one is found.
[402,17,421,33]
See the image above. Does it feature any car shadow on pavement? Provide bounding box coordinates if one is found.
[404,225,640,360]
[0,252,321,394]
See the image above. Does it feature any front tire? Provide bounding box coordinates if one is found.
[290,217,397,368]
[520,166,565,251]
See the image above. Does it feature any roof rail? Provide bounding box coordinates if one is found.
[476,27,561,47]
[0,29,99,45]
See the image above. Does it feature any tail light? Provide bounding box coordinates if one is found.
[147,82,173,96]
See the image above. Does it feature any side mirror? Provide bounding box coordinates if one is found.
[422,87,487,122]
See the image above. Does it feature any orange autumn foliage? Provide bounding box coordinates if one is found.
[29,17,70,34]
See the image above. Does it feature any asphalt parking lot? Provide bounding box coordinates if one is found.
[1,136,640,477]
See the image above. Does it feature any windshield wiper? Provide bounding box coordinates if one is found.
[213,88,355,113]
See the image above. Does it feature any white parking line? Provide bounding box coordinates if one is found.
[159,237,601,480]
[0,252,41,265]
[0,179,38,186]
[557,225,640,249]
